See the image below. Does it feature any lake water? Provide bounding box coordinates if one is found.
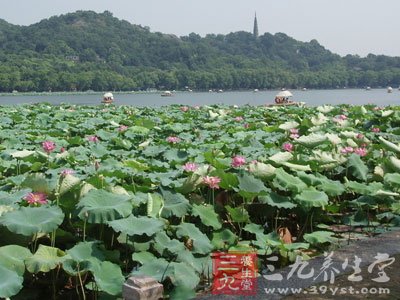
[0,89,399,107]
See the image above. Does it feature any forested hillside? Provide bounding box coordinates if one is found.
[0,10,399,92]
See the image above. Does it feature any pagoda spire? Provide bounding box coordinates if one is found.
[253,12,259,38]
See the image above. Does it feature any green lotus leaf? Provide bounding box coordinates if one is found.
[347,154,368,182]
[124,159,149,171]
[0,189,31,206]
[268,152,293,164]
[169,286,197,300]
[345,180,381,195]
[252,232,281,253]
[77,189,133,223]
[169,262,199,290]
[160,190,191,218]
[248,162,276,179]
[0,245,31,275]
[273,168,308,193]
[10,150,36,159]
[278,121,299,130]
[303,231,337,244]
[243,223,265,236]
[25,245,66,273]
[176,223,213,255]
[66,241,104,263]
[236,172,269,199]
[282,162,311,172]
[280,242,309,251]
[22,173,56,194]
[379,136,400,154]
[58,174,81,196]
[294,189,329,209]
[316,180,345,197]
[146,193,163,218]
[91,261,124,296]
[132,257,172,282]
[296,133,327,147]
[0,265,24,298]
[108,215,164,236]
[259,192,297,209]
[384,173,400,187]
[0,205,14,217]
[211,228,238,249]
[153,231,185,255]
[389,156,400,172]
[225,205,250,223]
[191,204,221,230]
[210,170,238,190]
[0,206,64,236]
[62,259,92,276]
[132,251,157,265]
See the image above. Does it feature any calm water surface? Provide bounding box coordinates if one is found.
[0,89,399,107]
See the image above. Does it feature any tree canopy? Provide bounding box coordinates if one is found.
[0,10,399,92]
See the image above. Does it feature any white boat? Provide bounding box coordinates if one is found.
[253,89,259,92]
[271,90,303,106]
[366,86,371,91]
[161,91,173,97]
[388,87,393,93]
[102,92,114,104]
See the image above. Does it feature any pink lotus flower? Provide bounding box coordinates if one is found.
[183,162,198,172]
[341,146,354,154]
[282,143,294,152]
[42,141,56,154]
[166,136,181,144]
[243,123,250,129]
[118,125,128,132]
[23,192,48,205]
[231,155,246,168]
[87,135,99,142]
[180,106,189,112]
[234,116,244,122]
[371,127,380,133]
[354,147,368,157]
[289,129,300,139]
[203,176,221,189]
[373,106,383,111]
[194,105,201,110]
[356,133,364,139]
[338,114,348,120]
[61,169,75,176]
[60,147,66,153]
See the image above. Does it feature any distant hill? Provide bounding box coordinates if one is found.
[0,10,399,92]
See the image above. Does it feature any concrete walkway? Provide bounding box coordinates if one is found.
[197,230,400,299]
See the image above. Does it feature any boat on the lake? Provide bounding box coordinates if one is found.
[101,92,114,104]
[388,86,393,93]
[268,90,304,107]
[161,91,173,97]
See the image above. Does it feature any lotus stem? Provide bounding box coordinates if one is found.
[77,263,86,300]
[83,217,87,242]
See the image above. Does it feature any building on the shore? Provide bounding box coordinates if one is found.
[253,12,259,38]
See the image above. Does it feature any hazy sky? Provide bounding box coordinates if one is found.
[2,0,399,57]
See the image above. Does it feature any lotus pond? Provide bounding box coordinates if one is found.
[0,103,400,299]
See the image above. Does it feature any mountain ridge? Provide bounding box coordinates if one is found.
[0,10,399,92]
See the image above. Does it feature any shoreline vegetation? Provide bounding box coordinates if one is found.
[1,11,400,93]
[0,103,399,298]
